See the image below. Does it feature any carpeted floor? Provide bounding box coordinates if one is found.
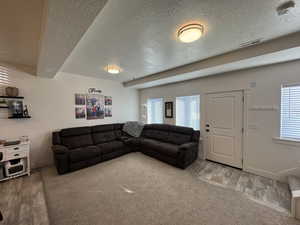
[41,153,300,225]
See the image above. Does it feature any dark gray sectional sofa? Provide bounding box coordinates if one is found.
[52,123,200,174]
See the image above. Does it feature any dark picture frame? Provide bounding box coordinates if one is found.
[165,102,173,118]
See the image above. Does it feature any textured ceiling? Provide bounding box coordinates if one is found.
[0,0,44,68]
[124,31,300,88]
[37,0,108,78]
[62,0,300,82]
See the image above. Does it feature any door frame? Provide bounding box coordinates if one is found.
[202,89,248,170]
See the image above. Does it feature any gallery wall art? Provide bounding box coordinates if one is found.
[105,96,112,105]
[104,96,112,117]
[75,94,86,105]
[75,107,86,119]
[165,102,173,118]
[86,94,104,120]
[75,91,112,120]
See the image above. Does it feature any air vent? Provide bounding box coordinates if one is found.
[277,1,295,16]
[239,39,262,48]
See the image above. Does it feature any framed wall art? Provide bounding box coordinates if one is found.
[165,102,173,118]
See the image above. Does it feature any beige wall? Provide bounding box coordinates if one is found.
[0,70,139,169]
[139,60,300,182]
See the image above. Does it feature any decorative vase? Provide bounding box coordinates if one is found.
[5,87,19,97]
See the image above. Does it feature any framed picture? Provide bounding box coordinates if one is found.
[165,102,173,118]
[86,94,104,120]
[105,96,112,105]
[75,94,86,105]
[75,107,86,119]
[105,106,112,117]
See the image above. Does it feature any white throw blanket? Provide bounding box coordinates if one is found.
[123,121,144,137]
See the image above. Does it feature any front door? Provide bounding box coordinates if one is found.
[205,91,243,168]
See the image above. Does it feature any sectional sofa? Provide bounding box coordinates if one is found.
[52,123,200,174]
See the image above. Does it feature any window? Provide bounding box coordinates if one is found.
[147,98,163,124]
[280,84,300,140]
[176,95,200,130]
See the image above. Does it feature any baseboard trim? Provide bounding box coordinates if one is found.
[243,165,278,181]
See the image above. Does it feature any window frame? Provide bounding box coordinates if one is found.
[147,97,164,124]
[275,83,300,145]
[175,95,200,130]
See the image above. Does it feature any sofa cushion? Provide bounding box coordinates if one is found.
[167,126,193,145]
[61,134,93,149]
[92,124,114,133]
[69,145,100,163]
[60,127,91,137]
[169,125,193,135]
[97,141,124,154]
[141,138,179,157]
[92,131,116,144]
[142,129,169,142]
[167,132,191,145]
[142,124,170,142]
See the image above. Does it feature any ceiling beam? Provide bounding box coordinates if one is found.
[123,32,300,89]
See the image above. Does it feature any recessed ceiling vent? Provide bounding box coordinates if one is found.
[239,39,262,48]
[277,1,295,16]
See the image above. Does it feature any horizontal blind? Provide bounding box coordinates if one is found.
[176,95,200,130]
[147,98,163,124]
[280,85,300,140]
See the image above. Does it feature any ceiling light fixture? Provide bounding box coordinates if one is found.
[178,23,204,43]
[105,65,121,74]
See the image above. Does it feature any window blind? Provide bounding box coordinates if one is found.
[176,95,200,130]
[280,84,300,140]
[147,98,163,124]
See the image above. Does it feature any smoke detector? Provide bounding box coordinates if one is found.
[277,1,295,15]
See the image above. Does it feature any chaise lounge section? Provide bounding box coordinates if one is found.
[52,123,200,174]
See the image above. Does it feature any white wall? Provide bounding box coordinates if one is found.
[139,60,300,182]
[0,70,139,169]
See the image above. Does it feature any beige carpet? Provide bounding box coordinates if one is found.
[41,153,300,225]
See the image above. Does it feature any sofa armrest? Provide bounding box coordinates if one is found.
[52,145,69,154]
[179,142,198,151]
[177,142,199,169]
[52,145,70,174]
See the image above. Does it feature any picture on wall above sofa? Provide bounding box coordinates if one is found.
[74,92,112,120]
[105,106,112,117]
[75,107,86,119]
[105,96,112,105]
[75,94,86,105]
[86,94,104,120]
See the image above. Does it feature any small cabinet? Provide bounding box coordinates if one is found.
[0,141,30,181]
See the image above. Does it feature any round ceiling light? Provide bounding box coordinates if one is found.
[178,23,204,43]
[105,65,121,74]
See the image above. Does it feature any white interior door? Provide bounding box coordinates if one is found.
[205,91,243,168]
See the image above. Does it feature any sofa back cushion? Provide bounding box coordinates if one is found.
[114,123,123,138]
[142,124,170,142]
[167,126,193,145]
[60,127,93,149]
[92,124,116,144]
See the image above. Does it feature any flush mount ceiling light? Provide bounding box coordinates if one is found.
[178,23,204,43]
[104,65,121,74]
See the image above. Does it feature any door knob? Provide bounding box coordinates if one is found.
[206,129,210,132]
[206,124,210,127]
